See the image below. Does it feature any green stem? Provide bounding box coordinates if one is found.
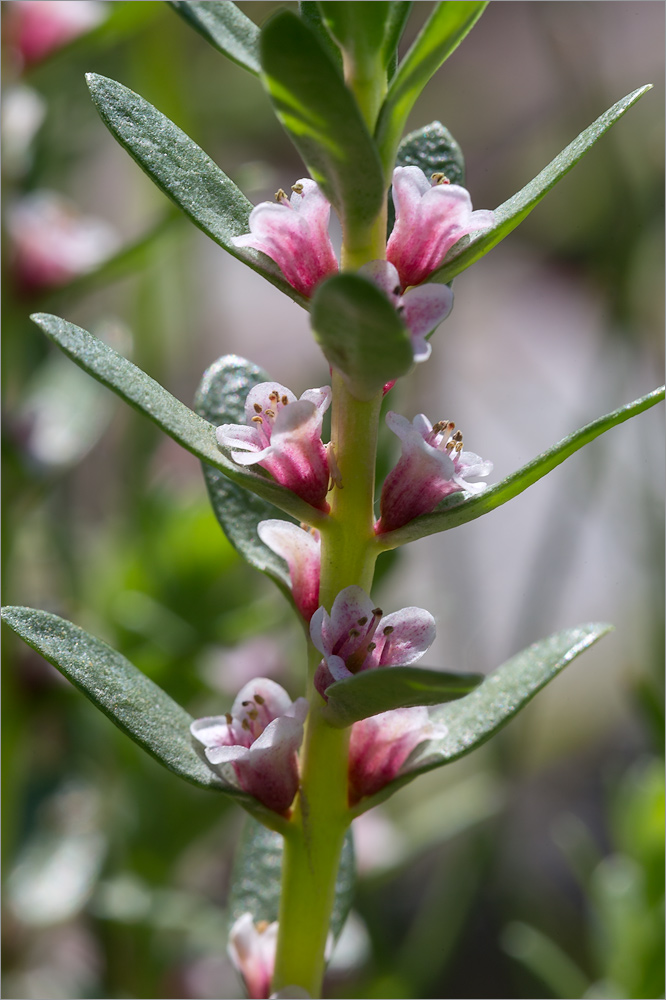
[273,53,390,995]
[272,378,383,998]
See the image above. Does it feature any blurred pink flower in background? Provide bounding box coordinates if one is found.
[227,913,278,1000]
[7,190,119,291]
[6,0,108,69]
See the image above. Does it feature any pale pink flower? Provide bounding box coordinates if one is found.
[310,585,435,697]
[360,260,453,362]
[377,412,493,534]
[8,1,108,68]
[228,912,278,999]
[258,520,321,622]
[216,382,332,511]
[349,707,447,805]
[232,179,338,298]
[7,190,119,291]
[387,166,494,289]
[191,678,308,815]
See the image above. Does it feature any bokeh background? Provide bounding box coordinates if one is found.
[2,2,664,998]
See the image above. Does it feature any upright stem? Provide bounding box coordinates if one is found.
[272,378,383,997]
[273,56,389,998]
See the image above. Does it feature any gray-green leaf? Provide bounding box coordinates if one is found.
[85,73,305,306]
[194,355,295,598]
[168,1,260,75]
[229,817,355,941]
[260,11,385,232]
[322,665,483,728]
[377,386,665,549]
[376,1,488,172]
[429,85,653,285]
[310,273,414,400]
[1,606,232,794]
[355,622,612,812]
[30,313,328,527]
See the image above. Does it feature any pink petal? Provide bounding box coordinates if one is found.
[257,520,320,621]
[228,912,278,1000]
[348,707,432,803]
[375,607,436,666]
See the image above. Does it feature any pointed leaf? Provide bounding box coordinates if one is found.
[376,1,488,171]
[229,816,355,941]
[168,1,260,75]
[260,11,385,231]
[318,2,391,73]
[355,623,613,812]
[86,73,305,306]
[322,666,483,728]
[1,606,232,794]
[311,273,413,400]
[382,2,414,75]
[298,2,343,71]
[194,355,295,596]
[429,85,653,285]
[30,313,328,528]
[377,386,665,549]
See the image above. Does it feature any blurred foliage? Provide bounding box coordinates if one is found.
[2,2,663,998]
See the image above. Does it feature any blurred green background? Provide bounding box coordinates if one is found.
[2,2,664,998]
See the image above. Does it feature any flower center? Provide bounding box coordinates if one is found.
[428,419,464,455]
[334,608,385,673]
[227,693,270,743]
[250,390,291,444]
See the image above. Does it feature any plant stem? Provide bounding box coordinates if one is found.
[273,378,383,998]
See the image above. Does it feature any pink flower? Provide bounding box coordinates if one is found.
[360,260,453,362]
[228,912,278,999]
[232,179,338,298]
[349,707,447,805]
[7,190,119,291]
[216,382,332,511]
[387,166,494,289]
[257,520,321,622]
[377,412,493,534]
[8,1,108,69]
[310,585,435,697]
[190,678,308,815]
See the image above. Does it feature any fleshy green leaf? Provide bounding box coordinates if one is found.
[168,1,260,74]
[355,623,613,812]
[382,2,414,75]
[377,386,665,549]
[429,85,653,286]
[260,11,385,231]
[229,816,355,941]
[1,606,231,794]
[85,73,305,306]
[311,273,413,400]
[388,120,465,232]
[298,1,344,71]
[30,313,328,528]
[322,666,483,728]
[194,355,295,597]
[376,1,488,172]
[318,2,391,73]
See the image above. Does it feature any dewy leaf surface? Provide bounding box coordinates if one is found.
[229,817,355,942]
[168,1,261,74]
[30,313,328,527]
[376,1,487,171]
[377,386,665,549]
[1,606,232,794]
[260,11,385,231]
[311,273,414,400]
[86,74,305,306]
[194,355,295,596]
[322,666,483,728]
[429,85,653,285]
[355,623,613,812]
